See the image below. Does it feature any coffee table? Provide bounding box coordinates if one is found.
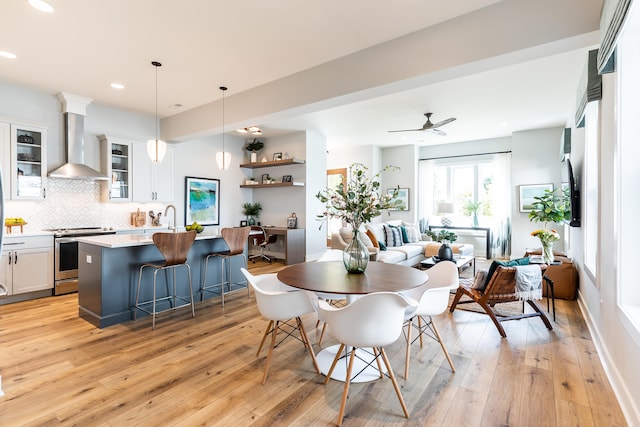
[420,255,475,276]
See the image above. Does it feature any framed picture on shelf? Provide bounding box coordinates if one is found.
[282,175,292,183]
[387,187,409,210]
[240,220,248,227]
[519,183,553,212]
[261,173,270,184]
[273,152,283,161]
[185,176,220,225]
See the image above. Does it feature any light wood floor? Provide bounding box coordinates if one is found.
[0,259,627,426]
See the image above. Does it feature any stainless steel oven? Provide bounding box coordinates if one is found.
[49,227,116,295]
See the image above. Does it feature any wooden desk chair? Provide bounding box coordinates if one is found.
[134,230,197,329]
[449,265,553,337]
[201,226,251,306]
[249,226,278,263]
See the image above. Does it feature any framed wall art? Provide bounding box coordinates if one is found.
[519,183,553,212]
[387,187,409,211]
[185,176,220,225]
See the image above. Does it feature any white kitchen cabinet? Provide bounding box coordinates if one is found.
[0,235,54,296]
[131,142,174,202]
[98,135,132,201]
[0,120,48,200]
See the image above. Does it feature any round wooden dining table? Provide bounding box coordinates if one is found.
[277,261,429,382]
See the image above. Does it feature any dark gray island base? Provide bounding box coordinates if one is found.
[77,233,247,328]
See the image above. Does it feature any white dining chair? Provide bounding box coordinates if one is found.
[314,249,347,345]
[318,292,414,426]
[240,268,320,384]
[401,260,458,379]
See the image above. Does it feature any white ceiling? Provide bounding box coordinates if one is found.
[0,0,599,148]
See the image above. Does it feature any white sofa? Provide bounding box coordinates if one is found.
[331,220,474,267]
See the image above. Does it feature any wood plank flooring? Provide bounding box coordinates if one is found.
[0,259,627,426]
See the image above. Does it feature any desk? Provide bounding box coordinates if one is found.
[278,261,428,382]
[250,227,305,265]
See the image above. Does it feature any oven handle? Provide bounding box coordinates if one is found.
[56,237,80,244]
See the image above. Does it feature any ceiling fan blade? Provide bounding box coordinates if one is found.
[430,128,447,136]
[431,117,456,128]
[388,128,424,133]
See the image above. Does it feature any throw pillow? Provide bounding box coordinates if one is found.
[378,240,387,251]
[365,223,385,245]
[400,226,410,243]
[338,227,353,244]
[358,230,373,248]
[402,223,421,243]
[383,224,403,247]
[481,257,530,291]
[366,230,379,248]
[470,270,489,290]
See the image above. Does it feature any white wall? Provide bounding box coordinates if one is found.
[511,126,567,257]
[381,145,419,223]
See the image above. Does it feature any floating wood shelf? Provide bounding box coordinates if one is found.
[239,158,305,169]
[240,182,304,188]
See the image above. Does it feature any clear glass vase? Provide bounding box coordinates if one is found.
[541,240,554,264]
[343,229,369,274]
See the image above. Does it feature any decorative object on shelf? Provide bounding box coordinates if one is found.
[242,202,262,226]
[316,163,401,274]
[240,220,248,227]
[283,151,290,160]
[185,176,220,225]
[438,202,454,226]
[261,155,267,162]
[527,187,568,264]
[273,152,282,161]
[261,173,272,184]
[462,199,484,227]
[519,183,554,212]
[282,175,292,183]
[387,187,409,210]
[148,210,162,226]
[147,61,167,163]
[4,217,27,234]
[245,138,264,163]
[287,213,297,229]
[216,86,231,170]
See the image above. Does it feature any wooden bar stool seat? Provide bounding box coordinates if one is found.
[134,230,197,329]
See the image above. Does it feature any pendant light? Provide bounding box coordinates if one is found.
[216,86,231,170]
[147,61,167,163]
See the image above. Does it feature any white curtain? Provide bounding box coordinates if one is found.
[418,160,434,232]
[488,153,511,258]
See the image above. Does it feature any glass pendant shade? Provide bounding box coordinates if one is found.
[216,151,231,170]
[147,138,167,163]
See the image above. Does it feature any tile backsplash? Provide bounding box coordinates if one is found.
[4,178,166,231]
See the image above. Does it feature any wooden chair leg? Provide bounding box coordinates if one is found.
[262,320,279,384]
[297,317,320,374]
[324,343,346,385]
[257,320,273,356]
[372,347,383,379]
[449,288,464,312]
[336,348,357,426]
[380,347,409,419]
[477,300,507,338]
[417,316,424,348]
[430,319,455,372]
[318,322,327,346]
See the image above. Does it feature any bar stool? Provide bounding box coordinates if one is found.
[201,226,251,306]
[134,230,197,329]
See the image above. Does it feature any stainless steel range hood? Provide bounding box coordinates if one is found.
[49,93,109,180]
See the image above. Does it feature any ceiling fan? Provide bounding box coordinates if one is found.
[388,112,456,135]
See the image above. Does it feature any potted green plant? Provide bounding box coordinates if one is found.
[462,199,483,227]
[528,188,570,263]
[245,138,264,163]
[242,202,262,225]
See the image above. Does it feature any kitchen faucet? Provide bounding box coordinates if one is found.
[165,204,177,232]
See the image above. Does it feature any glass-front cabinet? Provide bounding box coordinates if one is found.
[10,123,47,200]
[99,134,132,201]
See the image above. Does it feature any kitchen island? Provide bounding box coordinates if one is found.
[77,230,247,328]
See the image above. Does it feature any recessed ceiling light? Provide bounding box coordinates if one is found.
[28,0,55,13]
[110,83,124,90]
[237,126,262,135]
[0,51,17,59]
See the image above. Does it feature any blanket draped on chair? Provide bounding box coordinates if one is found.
[514,265,542,300]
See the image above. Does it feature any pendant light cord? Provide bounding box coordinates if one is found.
[152,61,162,162]
[220,86,227,170]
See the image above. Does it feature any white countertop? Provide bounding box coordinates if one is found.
[76,230,223,248]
